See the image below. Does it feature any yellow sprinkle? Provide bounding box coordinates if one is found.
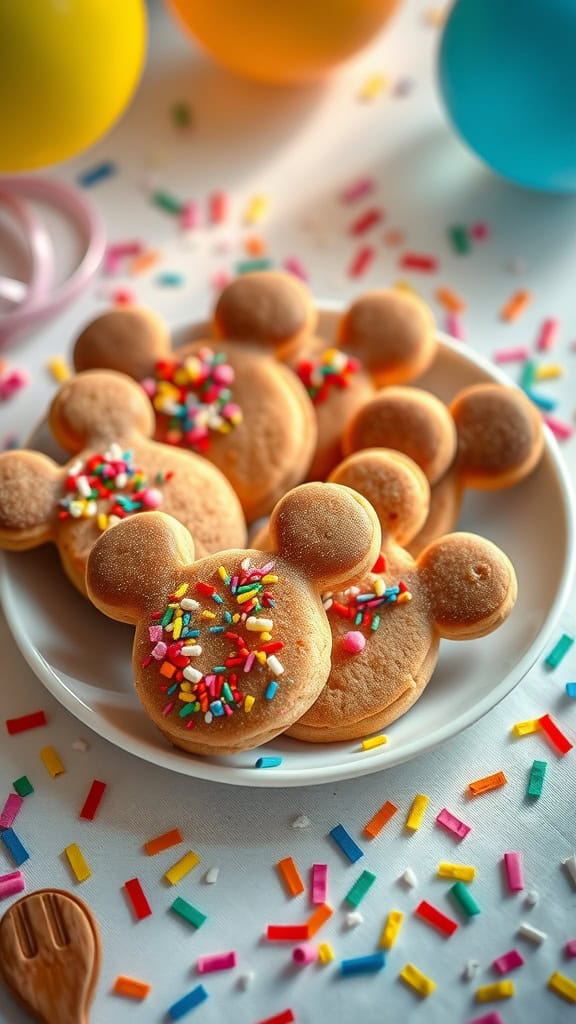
[180,683,192,692]
[318,942,335,964]
[322,348,339,363]
[476,981,514,1003]
[359,73,388,102]
[232,613,240,623]
[262,574,278,584]
[255,651,267,665]
[40,746,65,778]
[201,610,216,620]
[397,592,412,604]
[535,364,563,380]
[244,695,255,712]
[244,194,269,224]
[400,963,437,997]
[394,279,418,295]
[438,862,476,882]
[97,513,108,531]
[165,851,200,885]
[218,566,228,581]
[172,617,182,640]
[373,578,385,597]
[237,589,258,604]
[64,843,91,882]
[178,693,196,702]
[260,632,272,642]
[379,910,404,949]
[174,583,189,598]
[548,972,576,1003]
[512,719,542,737]
[361,735,387,751]
[47,357,71,382]
[405,793,429,831]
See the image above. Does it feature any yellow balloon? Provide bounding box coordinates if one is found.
[165,0,400,85]
[0,0,147,172]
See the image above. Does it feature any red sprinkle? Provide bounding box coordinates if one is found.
[79,780,107,821]
[399,252,438,272]
[348,245,375,278]
[372,554,386,573]
[349,208,384,236]
[124,878,152,920]
[6,711,47,735]
[266,924,309,941]
[414,900,458,936]
[255,1012,295,1024]
[538,713,573,754]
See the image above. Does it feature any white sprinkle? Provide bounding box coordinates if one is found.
[246,617,274,632]
[108,514,121,527]
[115,472,128,489]
[517,922,547,944]
[291,814,311,829]
[322,598,333,611]
[345,911,364,928]
[564,855,576,888]
[84,501,98,517]
[184,666,203,684]
[76,475,92,498]
[181,645,202,657]
[204,867,219,885]
[267,655,284,676]
[399,868,418,888]
[204,711,213,725]
[72,738,89,752]
[181,598,200,611]
[524,889,539,908]
[462,959,480,981]
[237,971,255,991]
[67,460,83,476]
[106,443,123,461]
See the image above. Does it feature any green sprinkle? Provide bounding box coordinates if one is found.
[13,776,33,797]
[354,612,363,626]
[545,633,574,669]
[371,615,380,632]
[178,703,196,718]
[448,224,470,255]
[235,258,273,274]
[449,881,481,917]
[222,682,234,704]
[344,870,377,908]
[161,607,174,627]
[212,666,226,674]
[172,101,193,128]
[236,583,262,594]
[520,359,537,391]
[170,897,207,929]
[151,190,183,215]
[527,759,547,798]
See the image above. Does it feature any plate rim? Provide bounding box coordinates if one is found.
[1,321,575,787]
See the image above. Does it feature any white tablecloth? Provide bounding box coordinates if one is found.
[1,3,575,1022]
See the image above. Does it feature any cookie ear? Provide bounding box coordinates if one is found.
[73,307,171,380]
[0,451,61,549]
[337,290,436,386]
[49,370,155,452]
[450,384,544,490]
[212,271,317,359]
[343,387,457,484]
[268,482,381,591]
[86,512,195,624]
[329,449,430,547]
[418,532,517,640]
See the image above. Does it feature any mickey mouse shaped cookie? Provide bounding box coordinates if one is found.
[0,371,246,595]
[85,483,382,755]
[343,382,544,555]
[213,274,437,480]
[73,273,318,522]
[283,449,518,742]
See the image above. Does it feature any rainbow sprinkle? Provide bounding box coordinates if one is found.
[325,576,412,643]
[295,348,361,404]
[144,560,286,726]
[141,347,242,452]
[58,444,168,530]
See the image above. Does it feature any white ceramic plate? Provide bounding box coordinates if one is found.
[1,308,575,786]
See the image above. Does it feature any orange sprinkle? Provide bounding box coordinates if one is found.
[277,856,305,897]
[159,661,176,679]
[144,828,183,856]
[244,235,267,257]
[306,903,333,937]
[500,289,532,322]
[468,771,507,796]
[435,286,466,313]
[383,228,405,247]
[130,250,160,275]
[113,976,151,1000]
[363,800,398,838]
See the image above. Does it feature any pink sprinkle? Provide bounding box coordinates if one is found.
[536,317,559,352]
[311,864,328,905]
[348,245,375,278]
[544,414,574,440]
[493,345,530,364]
[436,807,471,839]
[340,176,376,204]
[260,561,275,575]
[0,870,25,901]
[211,270,231,291]
[244,652,255,673]
[0,368,30,401]
[149,625,163,642]
[445,313,465,340]
[465,1014,505,1024]
[209,190,228,225]
[292,943,317,965]
[565,939,576,958]
[492,948,525,974]
[282,256,309,282]
[471,222,490,241]
[103,250,120,276]
[180,201,200,230]
[197,951,237,974]
[503,851,524,892]
[142,488,163,509]
[0,794,23,831]
[162,701,175,717]
[342,631,366,654]
[151,642,167,660]
[107,241,142,259]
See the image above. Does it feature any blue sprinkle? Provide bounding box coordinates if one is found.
[182,629,200,639]
[355,593,376,604]
[566,683,576,697]
[210,701,224,717]
[255,756,282,768]
[212,666,226,674]
[167,683,179,695]
[224,611,232,623]
[155,271,186,288]
[341,951,386,976]
[329,824,363,864]
[212,594,224,605]
[1,828,29,866]
[525,389,558,412]
[209,626,225,634]
[168,984,208,1020]
[77,160,117,187]
[265,681,278,700]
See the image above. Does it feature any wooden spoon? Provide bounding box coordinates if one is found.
[0,889,101,1024]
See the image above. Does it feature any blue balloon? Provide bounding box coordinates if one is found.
[438,0,576,193]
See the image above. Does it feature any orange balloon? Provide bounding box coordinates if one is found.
[165,0,400,84]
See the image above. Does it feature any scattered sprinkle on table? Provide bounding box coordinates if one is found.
[448,224,470,254]
[358,73,387,102]
[400,252,438,272]
[277,856,305,897]
[468,771,507,796]
[493,345,530,364]
[548,972,576,1004]
[113,976,151,1000]
[39,746,65,778]
[124,877,152,920]
[318,942,335,963]
[78,161,116,187]
[545,633,574,669]
[512,718,541,737]
[152,190,183,215]
[503,851,524,892]
[6,711,47,735]
[405,794,429,831]
[328,824,363,863]
[0,793,23,830]
[348,245,375,278]
[414,899,458,937]
[538,713,573,754]
[340,951,386,975]
[536,317,560,351]
[344,870,376,907]
[79,780,107,821]
[311,864,328,904]
[476,980,514,1002]
[399,962,437,997]
[436,807,471,839]
[0,870,25,900]
[400,867,418,888]
[436,286,466,312]
[450,881,481,917]
[306,903,333,937]
[47,357,71,382]
[438,862,476,882]
[363,799,398,838]
[379,910,404,949]
[171,101,192,128]
[65,843,91,883]
[1,828,29,866]
[12,776,33,797]
[517,922,547,944]
[197,951,237,974]
[171,897,207,930]
[292,943,316,965]
[500,289,531,322]
[492,949,524,974]
[340,177,375,203]
[254,1011,295,1024]
[165,851,200,885]
[168,984,208,1020]
[527,760,547,797]
[144,828,183,856]
[155,271,185,287]
[244,195,269,225]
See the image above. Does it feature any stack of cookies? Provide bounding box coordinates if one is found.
[0,272,545,756]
